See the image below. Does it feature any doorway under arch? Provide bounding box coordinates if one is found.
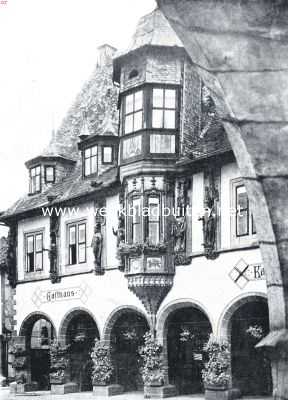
[166,306,212,395]
[109,309,149,392]
[19,313,55,390]
[59,309,99,392]
[230,298,272,396]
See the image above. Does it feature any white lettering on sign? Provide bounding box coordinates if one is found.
[31,282,91,309]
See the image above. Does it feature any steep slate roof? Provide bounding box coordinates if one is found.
[115,8,183,59]
[42,49,119,161]
[2,48,120,220]
[2,165,118,219]
[113,8,184,82]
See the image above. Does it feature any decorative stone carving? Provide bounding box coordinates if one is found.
[7,223,17,288]
[49,215,61,283]
[91,222,103,275]
[199,168,219,260]
[173,216,187,254]
[127,274,174,333]
[113,211,125,272]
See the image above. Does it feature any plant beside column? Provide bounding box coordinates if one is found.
[202,334,231,400]
[50,340,77,394]
[139,332,177,398]
[91,339,123,396]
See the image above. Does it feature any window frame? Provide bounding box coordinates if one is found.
[44,165,55,184]
[83,145,98,177]
[67,221,87,266]
[151,87,177,130]
[25,231,44,273]
[231,179,257,246]
[29,165,41,194]
[146,194,161,245]
[123,89,144,135]
[102,145,114,165]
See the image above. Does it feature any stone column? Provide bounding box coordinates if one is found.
[157,1,288,398]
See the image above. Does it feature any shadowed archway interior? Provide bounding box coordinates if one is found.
[62,310,99,392]
[167,306,212,395]
[110,310,149,392]
[230,299,272,396]
[19,313,55,390]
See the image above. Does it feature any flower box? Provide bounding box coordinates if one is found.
[144,384,177,398]
[51,382,78,395]
[204,386,230,400]
[93,384,123,397]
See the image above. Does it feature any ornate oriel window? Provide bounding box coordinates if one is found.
[124,90,143,134]
[30,165,41,194]
[68,221,86,265]
[84,145,98,176]
[128,190,163,246]
[25,232,43,272]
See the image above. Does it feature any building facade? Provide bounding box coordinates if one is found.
[1,9,271,396]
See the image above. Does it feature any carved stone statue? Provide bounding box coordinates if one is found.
[112,212,125,247]
[199,206,216,249]
[112,212,125,272]
[49,215,60,283]
[199,195,217,259]
[7,224,17,288]
[91,222,103,273]
[174,216,187,253]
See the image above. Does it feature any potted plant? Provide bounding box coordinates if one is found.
[50,340,77,394]
[139,332,176,398]
[202,335,231,400]
[91,339,123,396]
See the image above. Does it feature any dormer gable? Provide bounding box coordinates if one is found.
[25,155,76,195]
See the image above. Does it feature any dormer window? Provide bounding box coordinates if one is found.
[152,88,176,129]
[45,166,55,183]
[102,146,113,164]
[84,145,98,177]
[30,166,41,194]
[124,90,143,134]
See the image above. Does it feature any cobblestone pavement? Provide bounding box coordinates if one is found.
[0,389,273,400]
